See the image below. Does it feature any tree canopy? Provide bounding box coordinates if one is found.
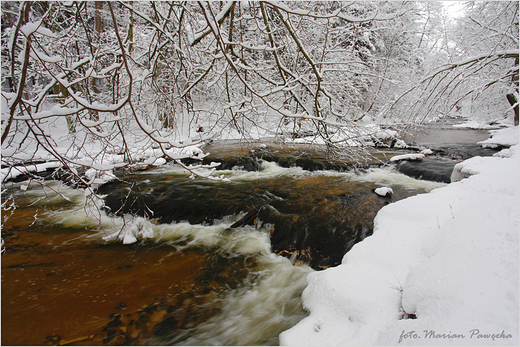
[1,1,518,191]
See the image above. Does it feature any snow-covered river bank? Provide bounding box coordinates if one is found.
[280,126,519,346]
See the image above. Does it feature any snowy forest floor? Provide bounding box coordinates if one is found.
[280,125,519,346]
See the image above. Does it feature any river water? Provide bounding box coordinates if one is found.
[1,123,497,345]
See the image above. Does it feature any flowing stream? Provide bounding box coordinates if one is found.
[1,122,498,346]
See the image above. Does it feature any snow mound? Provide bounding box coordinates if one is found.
[374,187,393,197]
[280,145,519,346]
[393,139,408,148]
[389,153,425,162]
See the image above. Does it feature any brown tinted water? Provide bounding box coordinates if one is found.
[1,190,256,345]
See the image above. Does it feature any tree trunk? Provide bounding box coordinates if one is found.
[508,57,519,126]
[95,1,103,39]
[507,93,519,126]
[90,1,103,119]
[128,1,133,53]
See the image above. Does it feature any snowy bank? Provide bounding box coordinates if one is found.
[280,132,519,345]
[0,161,63,182]
[452,120,502,130]
[283,123,408,148]
[478,126,519,148]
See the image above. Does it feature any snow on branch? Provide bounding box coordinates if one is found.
[119,1,182,52]
[13,105,83,121]
[106,3,228,182]
[264,1,411,23]
[191,1,236,46]
[421,50,519,83]
[222,40,284,52]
